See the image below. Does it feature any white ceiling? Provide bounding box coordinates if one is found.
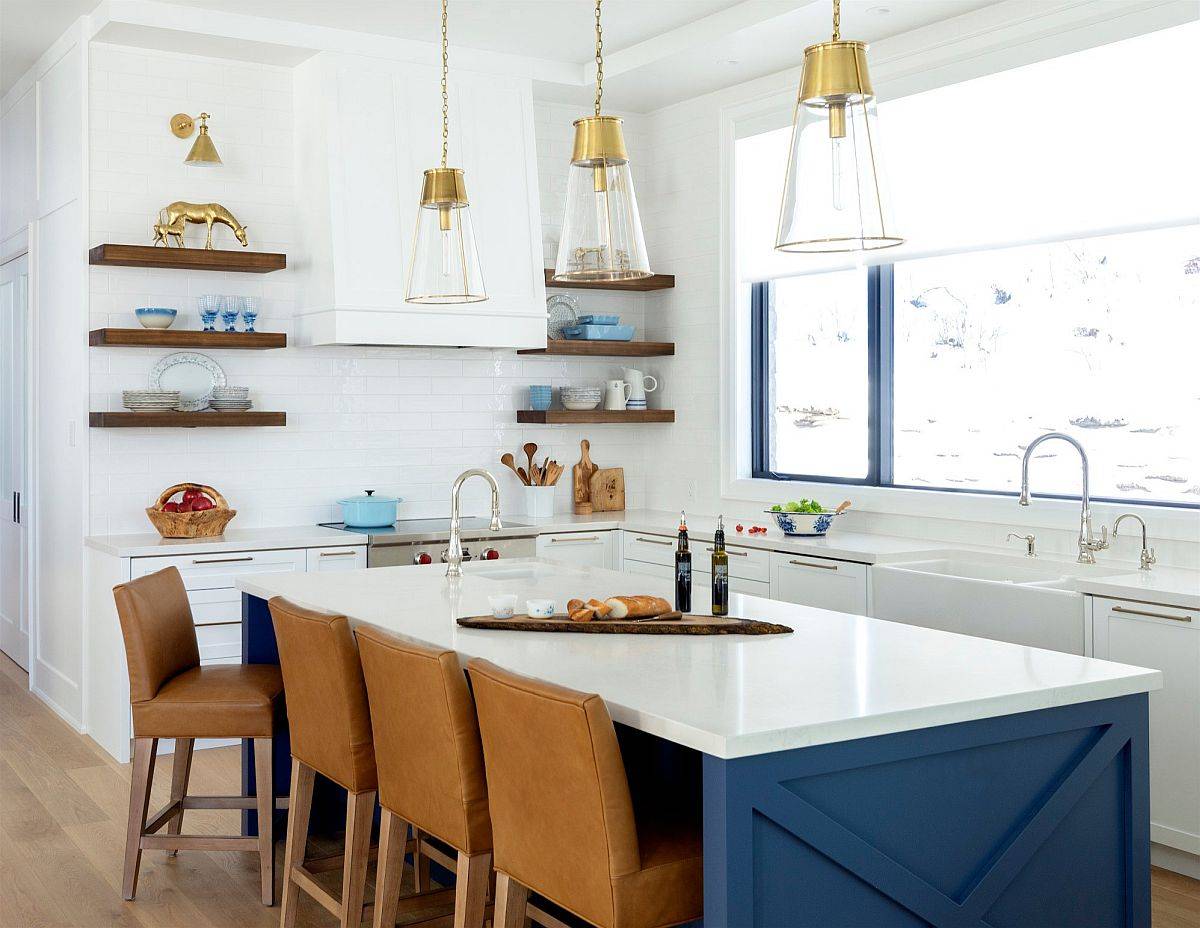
[2,0,1006,106]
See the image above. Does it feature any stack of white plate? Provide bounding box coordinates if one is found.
[560,386,603,410]
[211,386,252,412]
[123,390,181,412]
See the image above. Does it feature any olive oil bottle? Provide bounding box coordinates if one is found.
[711,515,729,616]
[675,511,692,613]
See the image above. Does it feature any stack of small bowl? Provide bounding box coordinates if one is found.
[560,385,602,410]
[210,386,252,412]
[123,389,181,412]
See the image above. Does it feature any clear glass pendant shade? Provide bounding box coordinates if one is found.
[406,168,487,304]
[776,41,902,253]
[554,116,651,282]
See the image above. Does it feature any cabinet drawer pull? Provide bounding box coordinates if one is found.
[788,559,838,571]
[550,536,602,544]
[319,550,359,557]
[705,547,748,557]
[1112,605,1191,623]
[192,556,254,565]
[195,620,241,628]
[634,537,672,546]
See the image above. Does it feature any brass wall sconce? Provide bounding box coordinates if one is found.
[170,112,222,167]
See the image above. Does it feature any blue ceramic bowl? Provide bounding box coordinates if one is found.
[135,307,178,329]
[765,509,841,536]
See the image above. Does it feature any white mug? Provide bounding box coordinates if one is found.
[622,369,658,402]
[605,379,632,411]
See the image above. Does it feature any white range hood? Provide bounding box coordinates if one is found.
[293,52,547,348]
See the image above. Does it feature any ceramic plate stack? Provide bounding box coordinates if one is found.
[210,386,252,412]
[560,386,603,410]
[123,390,181,412]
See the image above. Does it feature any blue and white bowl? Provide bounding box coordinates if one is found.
[135,307,178,329]
[765,509,840,536]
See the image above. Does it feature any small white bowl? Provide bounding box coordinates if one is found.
[525,599,555,618]
[487,594,518,619]
[561,397,602,410]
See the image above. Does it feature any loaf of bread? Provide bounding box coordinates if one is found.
[604,595,672,619]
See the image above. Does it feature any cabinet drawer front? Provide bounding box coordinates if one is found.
[697,542,770,582]
[622,559,672,580]
[622,532,677,568]
[536,532,614,570]
[187,587,243,626]
[197,622,241,663]
[306,546,366,572]
[131,548,307,590]
[770,552,869,616]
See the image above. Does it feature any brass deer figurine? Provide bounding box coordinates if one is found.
[152,201,249,250]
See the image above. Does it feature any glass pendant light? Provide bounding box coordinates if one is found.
[552,0,651,283]
[406,0,486,304]
[776,0,902,253]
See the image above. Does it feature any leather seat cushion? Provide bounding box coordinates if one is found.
[611,814,703,928]
[132,664,284,739]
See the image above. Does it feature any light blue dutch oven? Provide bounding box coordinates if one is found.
[338,490,401,528]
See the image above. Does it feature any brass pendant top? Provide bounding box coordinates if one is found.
[420,167,469,208]
[799,40,873,104]
[169,113,195,139]
[571,115,628,166]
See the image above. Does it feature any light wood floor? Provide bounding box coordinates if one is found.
[2,654,1199,928]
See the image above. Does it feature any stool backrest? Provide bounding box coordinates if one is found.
[468,659,639,928]
[113,566,199,704]
[356,625,491,855]
[268,597,376,792]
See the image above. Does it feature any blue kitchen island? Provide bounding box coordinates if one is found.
[237,559,1159,927]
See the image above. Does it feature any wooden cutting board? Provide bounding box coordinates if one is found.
[589,467,625,512]
[457,613,792,635]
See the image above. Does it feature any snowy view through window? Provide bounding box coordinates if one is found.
[764,225,1199,504]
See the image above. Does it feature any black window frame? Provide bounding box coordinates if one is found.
[750,265,1198,510]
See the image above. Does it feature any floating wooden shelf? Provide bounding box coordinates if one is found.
[517,409,674,424]
[90,411,286,428]
[89,328,286,349]
[543,269,674,292]
[518,339,674,358]
[89,244,286,274]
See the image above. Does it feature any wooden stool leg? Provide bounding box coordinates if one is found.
[166,737,194,857]
[493,872,529,928]
[340,789,376,928]
[122,737,158,900]
[453,851,493,928]
[253,738,275,906]
[280,759,315,928]
[372,809,408,928]
[415,828,431,893]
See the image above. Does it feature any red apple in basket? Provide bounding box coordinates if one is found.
[181,487,202,505]
[189,496,215,512]
[161,501,180,513]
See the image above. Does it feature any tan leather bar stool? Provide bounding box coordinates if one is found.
[468,660,703,928]
[269,597,380,928]
[113,566,283,905]
[356,625,493,928]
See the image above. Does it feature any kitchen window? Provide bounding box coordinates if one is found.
[751,225,1199,506]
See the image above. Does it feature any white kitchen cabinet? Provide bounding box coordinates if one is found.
[536,531,615,570]
[307,546,367,572]
[621,531,772,599]
[293,52,545,348]
[770,552,868,616]
[1092,596,1199,859]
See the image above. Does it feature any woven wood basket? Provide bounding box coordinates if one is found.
[145,483,237,538]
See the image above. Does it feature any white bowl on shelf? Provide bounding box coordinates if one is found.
[560,386,602,410]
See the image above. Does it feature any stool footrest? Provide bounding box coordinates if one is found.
[291,865,344,918]
[141,834,258,852]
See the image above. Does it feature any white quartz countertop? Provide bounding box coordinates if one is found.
[1072,567,1199,611]
[84,525,363,558]
[235,559,1160,759]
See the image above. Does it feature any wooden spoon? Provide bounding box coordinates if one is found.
[517,466,530,485]
[834,500,852,515]
[530,461,542,486]
[523,443,538,482]
[500,453,527,485]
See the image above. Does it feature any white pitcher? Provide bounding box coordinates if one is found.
[622,368,658,402]
[604,379,632,411]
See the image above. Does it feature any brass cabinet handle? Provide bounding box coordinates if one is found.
[705,546,748,557]
[788,559,838,571]
[319,550,359,557]
[550,536,602,544]
[634,536,672,546]
[195,619,241,628]
[191,555,254,565]
[1112,605,1192,623]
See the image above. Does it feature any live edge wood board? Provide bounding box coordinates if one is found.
[517,410,674,424]
[90,411,286,428]
[457,613,792,635]
[89,329,286,349]
[89,244,286,273]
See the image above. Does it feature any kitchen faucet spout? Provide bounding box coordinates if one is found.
[446,469,503,578]
[1018,432,1107,564]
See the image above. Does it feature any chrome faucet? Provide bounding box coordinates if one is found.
[1113,513,1156,571]
[446,469,503,578]
[1018,432,1108,564]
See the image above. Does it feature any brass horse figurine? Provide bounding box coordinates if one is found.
[152,201,249,250]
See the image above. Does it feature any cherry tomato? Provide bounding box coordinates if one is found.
[735,523,744,533]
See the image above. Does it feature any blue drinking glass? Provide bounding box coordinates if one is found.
[198,294,219,331]
[220,296,242,333]
[241,296,261,333]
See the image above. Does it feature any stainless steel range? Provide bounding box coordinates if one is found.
[318,517,537,568]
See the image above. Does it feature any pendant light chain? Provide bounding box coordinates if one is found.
[832,0,840,41]
[441,0,449,167]
[594,0,604,116]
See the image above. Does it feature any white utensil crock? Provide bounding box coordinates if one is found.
[524,485,555,518]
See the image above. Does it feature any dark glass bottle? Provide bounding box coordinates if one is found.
[711,515,729,616]
[675,511,692,613]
